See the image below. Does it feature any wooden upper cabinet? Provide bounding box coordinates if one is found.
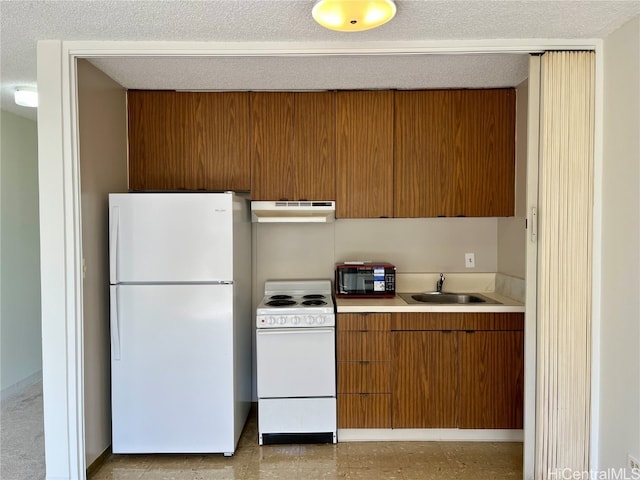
[458,89,516,217]
[394,90,455,217]
[127,91,250,191]
[250,92,335,201]
[336,91,394,218]
[394,89,516,217]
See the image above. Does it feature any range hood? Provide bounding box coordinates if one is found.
[251,201,335,223]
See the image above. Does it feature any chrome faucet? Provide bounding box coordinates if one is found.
[436,273,445,293]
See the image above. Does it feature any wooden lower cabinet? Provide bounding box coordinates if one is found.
[337,313,391,428]
[338,311,524,430]
[392,331,458,428]
[390,313,524,429]
[338,394,391,428]
[458,331,524,429]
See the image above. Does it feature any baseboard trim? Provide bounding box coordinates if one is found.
[1,370,43,401]
[86,445,112,477]
[338,428,524,442]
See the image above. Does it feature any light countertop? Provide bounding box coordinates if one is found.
[335,291,524,313]
[335,273,526,313]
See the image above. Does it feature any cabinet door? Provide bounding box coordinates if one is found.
[394,90,456,217]
[458,331,524,429]
[250,92,293,200]
[392,331,458,428]
[394,89,515,217]
[250,92,335,201]
[336,91,394,218]
[128,91,249,191]
[457,89,516,217]
[292,92,335,200]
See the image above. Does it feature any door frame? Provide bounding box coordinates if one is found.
[36,38,602,479]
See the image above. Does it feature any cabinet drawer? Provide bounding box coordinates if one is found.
[337,361,391,393]
[338,313,391,331]
[337,331,390,361]
[337,394,391,428]
[392,312,524,331]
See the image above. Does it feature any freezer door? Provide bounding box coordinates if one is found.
[111,284,236,453]
[109,193,234,283]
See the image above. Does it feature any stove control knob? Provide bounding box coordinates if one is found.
[316,316,325,325]
[292,316,300,325]
[277,317,286,325]
[306,316,315,325]
[267,316,276,325]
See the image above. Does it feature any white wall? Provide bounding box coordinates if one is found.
[254,217,499,296]
[598,15,640,472]
[498,79,527,280]
[77,60,128,467]
[0,110,42,395]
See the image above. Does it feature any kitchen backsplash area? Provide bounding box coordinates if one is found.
[252,216,525,302]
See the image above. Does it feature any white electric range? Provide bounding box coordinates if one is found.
[256,280,337,445]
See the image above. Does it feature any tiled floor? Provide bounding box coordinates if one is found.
[90,411,523,480]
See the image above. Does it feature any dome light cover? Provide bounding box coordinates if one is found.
[312,0,397,32]
[14,88,38,108]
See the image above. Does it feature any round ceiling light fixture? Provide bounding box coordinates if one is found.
[14,87,38,108]
[312,0,397,32]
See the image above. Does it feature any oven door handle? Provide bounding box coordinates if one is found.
[256,327,334,335]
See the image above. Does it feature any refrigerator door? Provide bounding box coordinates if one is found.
[109,193,234,283]
[111,283,235,453]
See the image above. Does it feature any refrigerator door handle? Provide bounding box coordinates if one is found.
[109,206,119,284]
[110,285,121,361]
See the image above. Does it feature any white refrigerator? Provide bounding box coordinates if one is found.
[108,192,251,455]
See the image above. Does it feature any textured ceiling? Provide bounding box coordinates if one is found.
[88,54,531,91]
[1,0,639,121]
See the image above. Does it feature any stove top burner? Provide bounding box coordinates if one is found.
[266,299,297,307]
[302,299,327,306]
[303,294,326,300]
[270,294,293,300]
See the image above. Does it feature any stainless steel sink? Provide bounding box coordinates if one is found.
[399,292,501,305]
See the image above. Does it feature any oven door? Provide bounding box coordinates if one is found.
[256,328,335,399]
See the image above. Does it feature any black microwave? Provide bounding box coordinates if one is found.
[335,263,396,298]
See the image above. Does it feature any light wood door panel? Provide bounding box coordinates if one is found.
[128,91,249,191]
[336,91,394,218]
[392,331,458,428]
[458,331,524,429]
[338,394,391,428]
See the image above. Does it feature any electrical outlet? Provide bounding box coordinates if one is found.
[465,253,475,268]
[629,454,640,473]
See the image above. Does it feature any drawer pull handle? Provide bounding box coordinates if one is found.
[360,361,370,365]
